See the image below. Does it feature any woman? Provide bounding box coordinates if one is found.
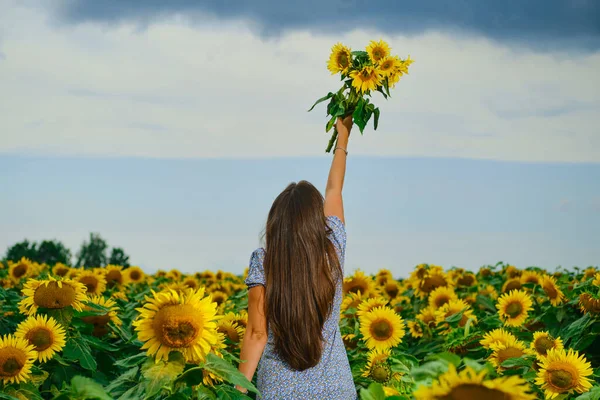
[237,115,356,399]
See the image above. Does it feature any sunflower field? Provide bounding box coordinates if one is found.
[1,259,599,400]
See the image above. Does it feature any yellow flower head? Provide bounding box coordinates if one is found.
[349,66,383,94]
[530,331,563,358]
[124,266,145,284]
[480,328,517,350]
[76,270,107,295]
[428,286,458,310]
[520,271,541,285]
[0,335,37,385]
[434,299,476,334]
[416,306,437,328]
[362,348,393,384]
[407,320,424,338]
[535,348,594,399]
[540,275,565,306]
[359,306,405,351]
[579,292,600,315]
[357,297,389,317]
[133,288,220,363]
[488,336,534,372]
[327,42,352,75]
[52,263,71,277]
[343,270,376,297]
[82,295,122,337]
[366,39,391,64]
[15,314,66,362]
[19,276,88,316]
[414,364,536,400]
[8,257,34,283]
[496,289,533,327]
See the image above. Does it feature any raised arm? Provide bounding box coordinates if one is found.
[324,116,353,224]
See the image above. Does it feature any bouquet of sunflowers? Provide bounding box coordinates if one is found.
[308,40,413,152]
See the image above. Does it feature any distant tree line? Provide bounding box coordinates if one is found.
[2,233,130,268]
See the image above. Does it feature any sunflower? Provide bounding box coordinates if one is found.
[382,280,401,299]
[428,286,458,309]
[210,290,228,307]
[480,328,517,350]
[111,290,128,301]
[366,39,391,64]
[182,277,201,290]
[535,348,593,399]
[342,333,358,349]
[217,319,244,346]
[375,269,393,286]
[362,348,392,384]
[435,299,476,334]
[497,289,533,327]
[407,320,424,338]
[479,285,498,300]
[82,295,122,337]
[583,267,597,280]
[14,314,66,362]
[479,267,492,277]
[19,276,88,316]
[359,306,405,351]
[416,306,437,328]
[375,56,401,77]
[349,66,383,94]
[343,271,376,297]
[592,272,600,286]
[357,297,389,317]
[327,42,352,75]
[578,292,600,315]
[51,263,71,277]
[124,266,145,284]
[504,265,521,278]
[530,331,563,358]
[165,269,182,281]
[8,257,34,282]
[414,364,536,400]
[102,265,126,288]
[455,272,477,288]
[133,288,220,363]
[412,266,452,299]
[502,278,522,293]
[488,337,534,372]
[520,271,541,285]
[539,275,565,306]
[0,335,37,385]
[75,270,107,295]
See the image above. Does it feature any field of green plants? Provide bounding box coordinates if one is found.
[1,259,599,399]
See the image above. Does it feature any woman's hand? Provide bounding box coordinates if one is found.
[336,115,353,137]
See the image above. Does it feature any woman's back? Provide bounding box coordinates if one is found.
[245,215,356,399]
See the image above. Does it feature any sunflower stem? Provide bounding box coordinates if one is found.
[326,128,338,153]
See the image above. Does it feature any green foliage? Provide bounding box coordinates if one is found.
[4,239,71,265]
[108,248,130,268]
[75,233,109,268]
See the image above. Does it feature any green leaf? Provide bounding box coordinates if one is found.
[141,351,186,398]
[308,92,334,112]
[105,366,139,395]
[359,382,386,400]
[114,353,148,368]
[165,394,190,400]
[215,385,252,400]
[373,107,380,130]
[0,394,21,400]
[376,86,388,99]
[71,375,113,400]
[203,353,258,395]
[196,385,218,400]
[352,98,367,134]
[47,308,73,328]
[444,309,465,324]
[475,294,497,312]
[326,116,336,132]
[501,357,532,368]
[576,386,600,399]
[427,352,461,367]
[63,337,97,371]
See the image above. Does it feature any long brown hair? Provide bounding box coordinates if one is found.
[263,180,342,371]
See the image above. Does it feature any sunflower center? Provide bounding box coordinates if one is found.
[385,283,399,298]
[338,53,349,68]
[441,384,507,400]
[370,319,393,341]
[457,274,475,287]
[421,275,447,293]
[0,348,26,377]
[219,326,240,343]
[105,270,122,288]
[504,280,521,292]
[79,276,99,293]
[55,267,69,277]
[213,294,225,306]
[361,69,370,78]
[497,347,524,365]
[534,337,554,355]
[153,304,202,348]
[435,295,450,308]
[12,264,28,278]
[348,281,368,295]
[130,270,141,281]
[373,49,382,60]
[27,328,53,351]
[543,283,558,299]
[34,281,77,309]
[370,363,390,383]
[506,302,523,318]
[184,280,198,289]
[548,369,575,390]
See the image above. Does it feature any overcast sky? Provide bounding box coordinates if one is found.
[1,0,598,277]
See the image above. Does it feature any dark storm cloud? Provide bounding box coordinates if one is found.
[56,0,600,49]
